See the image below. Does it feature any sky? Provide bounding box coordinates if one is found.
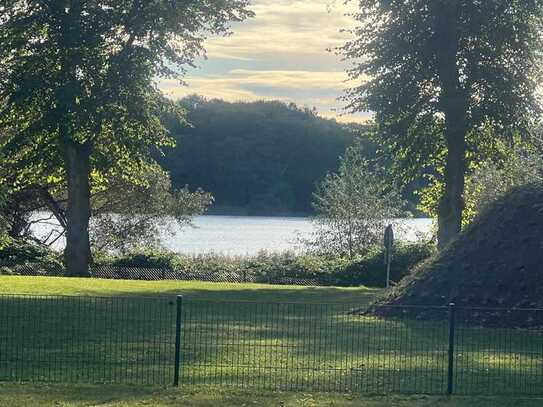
[157,0,369,123]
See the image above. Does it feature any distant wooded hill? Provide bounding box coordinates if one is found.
[159,96,373,215]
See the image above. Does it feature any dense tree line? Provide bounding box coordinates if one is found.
[159,97,372,215]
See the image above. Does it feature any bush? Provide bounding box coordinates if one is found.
[0,239,435,286]
[0,240,435,286]
[325,243,437,287]
[99,250,182,269]
[97,242,436,287]
[0,239,64,275]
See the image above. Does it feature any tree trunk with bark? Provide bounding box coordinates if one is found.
[57,0,92,276]
[438,116,467,249]
[435,1,469,249]
[64,141,92,277]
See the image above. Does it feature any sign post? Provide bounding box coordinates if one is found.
[384,224,394,288]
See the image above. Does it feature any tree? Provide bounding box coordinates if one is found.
[0,184,9,249]
[0,162,212,253]
[463,143,543,224]
[0,1,252,275]
[91,164,212,253]
[343,0,543,248]
[0,149,66,247]
[307,144,403,258]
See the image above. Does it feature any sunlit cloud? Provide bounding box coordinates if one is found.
[158,0,368,123]
[159,70,347,103]
[204,0,357,60]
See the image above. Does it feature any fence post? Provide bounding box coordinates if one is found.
[447,302,456,395]
[173,295,183,386]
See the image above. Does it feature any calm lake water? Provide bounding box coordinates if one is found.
[32,215,433,256]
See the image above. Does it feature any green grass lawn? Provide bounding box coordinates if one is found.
[0,275,378,302]
[1,384,542,406]
[0,275,542,403]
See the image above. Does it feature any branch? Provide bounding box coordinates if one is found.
[38,187,67,229]
[46,228,66,247]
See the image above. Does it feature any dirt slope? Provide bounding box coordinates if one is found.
[371,184,543,326]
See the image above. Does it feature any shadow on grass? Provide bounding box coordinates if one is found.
[0,282,542,396]
[0,275,381,304]
[96,285,381,305]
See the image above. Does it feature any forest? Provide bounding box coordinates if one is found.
[159,96,370,215]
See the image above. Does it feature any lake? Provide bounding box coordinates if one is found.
[32,215,433,256]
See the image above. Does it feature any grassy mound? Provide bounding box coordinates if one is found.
[372,184,543,326]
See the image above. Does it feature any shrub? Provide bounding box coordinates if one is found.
[0,239,64,274]
[96,242,435,287]
[333,242,437,287]
[0,240,435,286]
[99,250,182,269]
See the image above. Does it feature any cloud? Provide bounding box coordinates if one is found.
[158,0,369,122]
[158,68,369,122]
[159,69,348,105]
[204,0,357,61]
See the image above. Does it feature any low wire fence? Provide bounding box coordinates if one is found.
[0,294,542,395]
[0,263,319,286]
[0,295,176,385]
[180,301,451,394]
[181,301,543,395]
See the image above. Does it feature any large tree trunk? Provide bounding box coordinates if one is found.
[438,116,467,249]
[435,1,469,249]
[64,141,92,277]
[58,0,91,276]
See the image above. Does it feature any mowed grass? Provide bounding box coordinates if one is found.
[0,276,542,399]
[0,275,377,302]
[1,383,543,407]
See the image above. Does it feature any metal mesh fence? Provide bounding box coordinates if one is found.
[0,294,542,395]
[0,295,176,385]
[180,302,450,394]
[454,307,543,396]
[0,263,319,286]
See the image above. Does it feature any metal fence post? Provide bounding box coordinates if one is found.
[447,302,456,395]
[173,295,183,386]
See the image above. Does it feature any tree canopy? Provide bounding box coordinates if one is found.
[462,141,543,224]
[343,0,543,247]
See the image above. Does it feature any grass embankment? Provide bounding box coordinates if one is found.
[0,276,542,404]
